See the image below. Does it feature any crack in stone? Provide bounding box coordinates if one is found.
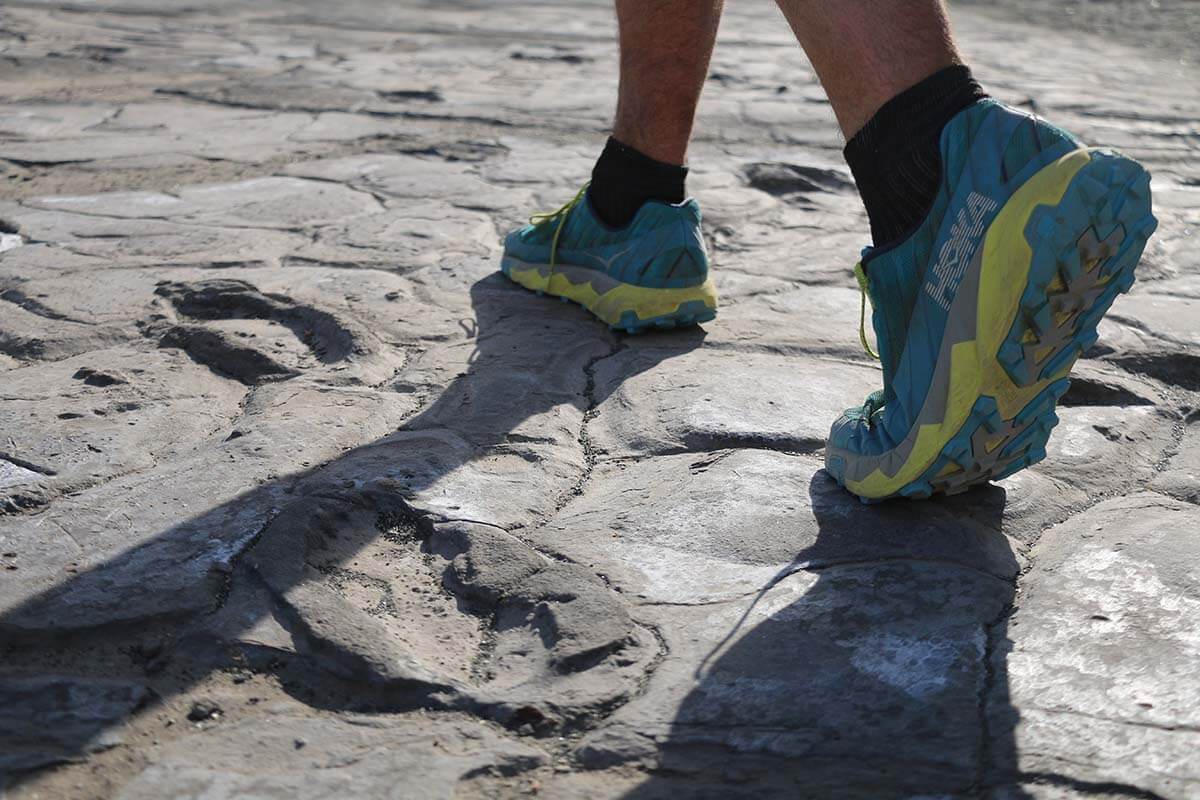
[1106,350,1200,392]
[0,287,97,326]
[1023,704,1200,735]
[154,87,518,129]
[974,599,1013,795]
[1007,769,1176,800]
[210,513,277,614]
[268,171,391,211]
[0,452,57,477]
[552,338,624,515]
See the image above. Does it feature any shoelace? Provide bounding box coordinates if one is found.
[854,262,886,426]
[854,262,880,361]
[528,182,589,272]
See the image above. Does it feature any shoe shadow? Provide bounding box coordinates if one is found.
[0,272,706,786]
[617,473,1028,798]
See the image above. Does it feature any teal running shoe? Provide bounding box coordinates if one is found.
[825,99,1157,501]
[500,185,718,333]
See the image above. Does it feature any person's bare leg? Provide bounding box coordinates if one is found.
[773,0,962,138]
[611,0,725,166]
[496,0,724,329]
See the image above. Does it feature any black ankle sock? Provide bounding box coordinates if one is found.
[588,137,688,228]
[844,65,990,248]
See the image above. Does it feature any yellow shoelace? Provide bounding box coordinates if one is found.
[854,261,880,361]
[528,182,589,272]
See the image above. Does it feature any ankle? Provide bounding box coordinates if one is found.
[588,137,688,228]
[843,65,989,248]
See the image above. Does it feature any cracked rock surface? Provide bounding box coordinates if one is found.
[1,0,1198,797]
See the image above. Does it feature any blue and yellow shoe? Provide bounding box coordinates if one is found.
[825,99,1158,501]
[500,185,718,333]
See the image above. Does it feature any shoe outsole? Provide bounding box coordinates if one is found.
[499,261,717,334]
[836,148,1157,503]
[611,301,717,334]
[895,379,1070,501]
[998,152,1157,387]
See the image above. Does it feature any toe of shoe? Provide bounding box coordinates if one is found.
[824,408,870,481]
[502,226,526,253]
[503,224,551,263]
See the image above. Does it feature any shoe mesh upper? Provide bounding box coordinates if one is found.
[860,100,1082,414]
[504,193,709,290]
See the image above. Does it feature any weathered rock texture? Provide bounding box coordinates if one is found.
[1,0,1197,798]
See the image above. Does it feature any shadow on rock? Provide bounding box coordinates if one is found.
[616,473,1027,799]
[0,273,705,787]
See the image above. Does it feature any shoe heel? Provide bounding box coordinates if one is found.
[996,150,1158,387]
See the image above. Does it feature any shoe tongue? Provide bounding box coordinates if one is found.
[862,250,924,403]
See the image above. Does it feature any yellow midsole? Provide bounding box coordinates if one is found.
[846,148,1092,498]
[507,264,718,326]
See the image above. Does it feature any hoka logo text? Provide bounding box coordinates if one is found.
[926,192,999,311]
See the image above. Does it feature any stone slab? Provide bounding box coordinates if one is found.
[535,451,1022,606]
[115,712,546,800]
[988,494,1200,796]
[590,348,882,457]
[578,560,1013,796]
